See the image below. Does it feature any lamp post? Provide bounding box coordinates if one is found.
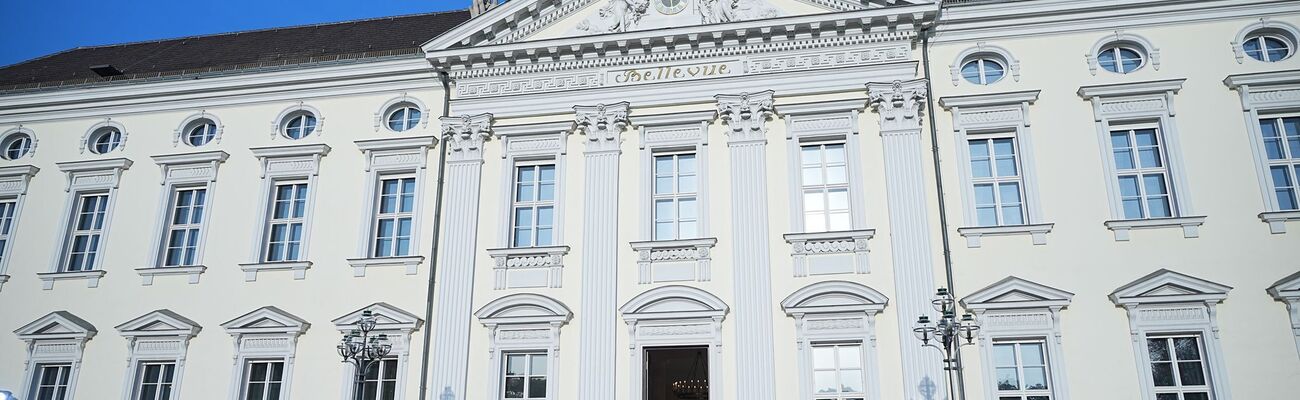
[338,310,392,400]
[912,288,980,400]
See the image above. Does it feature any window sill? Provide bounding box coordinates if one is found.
[956,223,1055,248]
[36,270,107,290]
[0,274,8,291]
[629,238,718,284]
[487,246,569,289]
[238,261,312,282]
[1259,210,1300,234]
[136,265,207,285]
[346,256,425,277]
[1104,216,1207,241]
[782,229,876,277]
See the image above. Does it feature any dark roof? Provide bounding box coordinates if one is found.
[0,9,472,92]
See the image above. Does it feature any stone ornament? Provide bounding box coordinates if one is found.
[574,0,781,34]
[440,113,494,162]
[716,90,776,142]
[867,79,929,132]
[574,102,631,152]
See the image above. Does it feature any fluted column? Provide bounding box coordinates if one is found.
[717,91,777,400]
[574,102,630,400]
[429,113,494,400]
[868,80,946,400]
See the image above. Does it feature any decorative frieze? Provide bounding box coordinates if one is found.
[748,45,910,74]
[784,229,875,277]
[630,238,717,284]
[488,246,569,289]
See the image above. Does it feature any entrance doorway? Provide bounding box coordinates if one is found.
[644,346,710,400]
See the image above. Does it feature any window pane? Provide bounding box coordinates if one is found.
[516,183,535,202]
[839,369,863,393]
[992,344,1016,367]
[1173,337,1201,360]
[839,345,862,368]
[1184,393,1210,400]
[1178,361,1206,386]
[506,355,526,375]
[961,61,982,82]
[1098,49,1117,72]
[1151,362,1175,386]
[655,176,674,194]
[538,182,555,202]
[812,346,835,368]
[827,189,849,211]
[679,198,698,220]
[996,367,1020,390]
[1273,166,1298,210]
[513,229,532,247]
[804,191,826,212]
[678,154,696,173]
[655,199,675,221]
[654,156,674,175]
[678,173,698,193]
[1020,343,1045,365]
[977,206,998,227]
[504,377,524,398]
[1023,366,1048,390]
[1156,394,1179,400]
[1138,147,1162,168]
[801,146,822,165]
[803,165,823,186]
[813,371,838,393]
[528,377,547,398]
[1148,339,1171,361]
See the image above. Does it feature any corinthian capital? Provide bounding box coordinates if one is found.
[716,90,775,143]
[574,102,630,153]
[441,113,494,162]
[867,79,928,133]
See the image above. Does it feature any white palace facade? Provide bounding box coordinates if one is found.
[0,1,1297,400]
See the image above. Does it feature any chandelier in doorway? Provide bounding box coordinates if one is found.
[670,350,709,399]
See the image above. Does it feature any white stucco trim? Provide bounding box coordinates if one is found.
[115,310,201,400]
[1224,69,1300,233]
[0,165,38,291]
[373,93,432,132]
[493,121,571,249]
[486,246,569,289]
[139,151,229,285]
[780,99,870,234]
[620,285,729,400]
[15,312,96,400]
[949,43,1021,86]
[962,277,1075,400]
[332,303,424,400]
[244,144,330,281]
[221,307,309,400]
[350,136,437,276]
[1267,271,1300,359]
[1110,269,1233,400]
[635,110,714,242]
[44,158,133,289]
[475,294,572,400]
[270,103,325,139]
[1085,32,1161,76]
[80,119,129,154]
[781,280,888,400]
[172,111,225,147]
[629,238,716,284]
[1231,19,1300,64]
[0,126,38,159]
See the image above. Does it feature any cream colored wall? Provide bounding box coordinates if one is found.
[0,77,448,400]
[929,14,1300,400]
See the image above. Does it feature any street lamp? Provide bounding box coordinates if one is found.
[912,287,979,400]
[338,310,392,400]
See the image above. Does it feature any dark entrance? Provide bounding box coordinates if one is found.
[644,346,709,400]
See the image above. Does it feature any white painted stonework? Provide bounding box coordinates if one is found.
[2,1,1299,400]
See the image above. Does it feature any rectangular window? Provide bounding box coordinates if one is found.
[1259,116,1300,210]
[810,343,865,400]
[0,199,15,264]
[801,143,851,232]
[511,163,556,248]
[502,352,547,400]
[264,182,309,262]
[653,152,699,240]
[992,341,1052,400]
[373,177,416,257]
[243,360,285,400]
[1148,335,1213,400]
[357,358,399,400]
[135,362,177,400]
[162,188,207,267]
[63,193,110,272]
[1110,127,1176,219]
[33,364,72,400]
[969,137,1027,226]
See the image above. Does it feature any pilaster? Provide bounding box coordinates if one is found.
[429,113,493,400]
[574,102,629,400]
[716,90,777,400]
[867,79,946,399]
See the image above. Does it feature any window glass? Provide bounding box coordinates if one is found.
[164,188,208,266]
[512,164,557,247]
[1244,34,1292,62]
[1260,117,1300,210]
[387,106,422,132]
[90,128,123,154]
[961,58,1006,85]
[1099,45,1144,74]
[652,153,700,240]
[136,362,177,400]
[65,193,110,272]
[503,353,547,399]
[34,364,72,400]
[244,361,285,400]
[810,343,865,400]
[993,341,1053,400]
[358,358,399,400]
[266,183,309,262]
[0,200,15,265]
[187,121,217,146]
[1110,128,1175,219]
[801,143,851,232]
[283,113,317,139]
[1147,336,1212,400]
[1,133,32,160]
[968,137,1027,226]
[374,177,417,257]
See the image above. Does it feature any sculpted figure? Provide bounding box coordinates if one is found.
[699,0,781,25]
[575,0,651,33]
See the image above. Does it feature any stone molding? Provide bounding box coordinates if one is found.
[867,79,928,133]
[783,229,876,277]
[487,246,569,289]
[629,238,717,284]
[575,102,631,153]
[441,114,495,163]
[717,91,775,143]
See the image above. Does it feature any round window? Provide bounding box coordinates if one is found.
[282,113,317,140]
[386,106,422,132]
[1,132,33,160]
[185,120,218,146]
[1098,45,1144,74]
[1244,33,1293,62]
[960,57,1006,85]
[89,128,123,154]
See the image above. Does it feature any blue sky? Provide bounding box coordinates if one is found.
[0,0,468,67]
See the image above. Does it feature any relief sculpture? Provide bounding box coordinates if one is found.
[574,0,782,34]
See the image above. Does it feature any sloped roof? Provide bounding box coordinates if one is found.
[0,9,472,92]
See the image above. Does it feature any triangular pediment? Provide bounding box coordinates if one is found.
[15,311,97,341]
[116,309,201,338]
[962,277,1074,311]
[427,0,929,51]
[333,302,425,332]
[221,306,309,335]
[1268,270,1300,301]
[1110,269,1231,306]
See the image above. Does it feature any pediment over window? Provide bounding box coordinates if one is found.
[621,285,729,321]
[781,280,888,315]
[115,309,201,338]
[15,311,97,341]
[221,306,310,335]
[332,302,425,332]
[1110,269,1231,306]
[1269,271,1300,301]
[476,294,574,325]
[961,276,1074,311]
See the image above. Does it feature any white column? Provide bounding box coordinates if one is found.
[574,102,630,400]
[717,91,777,400]
[429,114,494,400]
[868,80,946,400]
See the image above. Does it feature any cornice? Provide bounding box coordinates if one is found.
[1224,69,1300,89]
[1077,79,1186,99]
[939,90,1041,109]
[493,121,575,137]
[249,143,332,159]
[56,157,134,173]
[0,165,39,178]
[1269,271,1300,301]
[354,135,439,152]
[150,150,231,166]
[633,110,718,127]
[778,98,869,116]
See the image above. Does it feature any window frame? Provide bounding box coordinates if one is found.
[349,136,435,276]
[241,359,288,400]
[333,303,424,400]
[781,281,887,400]
[990,340,1054,400]
[1107,123,1178,220]
[966,132,1030,227]
[509,160,558,248]
[141,151,227,285]
[244,144,329,281]
[500,351,548,400]
[650,149,701,241]
[782,103,869,234]
[32,363,73,400]
[1,130,34,160]
[222,307,308,400]
[1257,113,1300,211]
[173,112,223,147]
[0,165,37,291]
[160,186,210,267]
[949,44,1021,86]
[45,159,130,289]
[637,112,713,242]
[961,57,1007,85]
[1097,44,1147,74]
[493,124,569,249]
[117,309,201,400]
[185,121,218,147]
[1233,21,1300,64]
[370,174,418,258]
[1225,71,1300,233]
[1087,33,1160,76]
[133,361,178,400]
[374,96,429,133]
[808,341,868,400]
[1145,334,1215,400]
[61,192,111,272]
[385,106,423,133]
[270,104,324,140]
[262,180,310,262]
[16,312,95,400]
[476,294,572,400]
[797,139,854,233]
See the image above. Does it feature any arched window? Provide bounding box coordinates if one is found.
[89,127,123,154]
[1097,43,1146,74]
[385,105,422,132]
[1,131,33,160]
[184,119,218,146]
[950,44,1020,86]
[1234,22,1300,64]
[961,57,1007,85]
[282,112,318,140]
